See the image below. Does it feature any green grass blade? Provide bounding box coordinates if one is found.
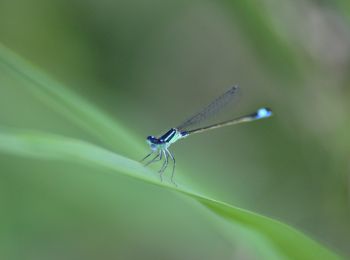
[0,43,141,154]
[0,128,340,260]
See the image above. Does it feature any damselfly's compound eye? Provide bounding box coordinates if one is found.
[146,136,156,144]
[146,136,159,151]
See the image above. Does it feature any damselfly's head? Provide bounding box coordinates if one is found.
[146,136,159,151]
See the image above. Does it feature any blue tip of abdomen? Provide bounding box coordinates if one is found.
[255,107,272,119]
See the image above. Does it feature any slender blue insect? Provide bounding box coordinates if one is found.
[142,85,272,184]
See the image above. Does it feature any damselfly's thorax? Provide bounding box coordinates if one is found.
[146,128,188,151]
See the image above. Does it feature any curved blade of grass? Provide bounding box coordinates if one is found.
[0,128,340,260]
[0,43,141,155]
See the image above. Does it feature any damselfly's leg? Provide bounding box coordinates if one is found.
[144,151,162,166]
[140,152,154,162]
[158,150,168,182]
[166,149,176,186]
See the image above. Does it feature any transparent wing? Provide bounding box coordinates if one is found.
[177,85,240,131]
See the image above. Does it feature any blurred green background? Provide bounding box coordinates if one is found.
[1,0,350,259]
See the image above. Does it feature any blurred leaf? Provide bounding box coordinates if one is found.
[0,43,141,155]
[335,0,350,23]
[0,128,340,260]
[222,0,303,81]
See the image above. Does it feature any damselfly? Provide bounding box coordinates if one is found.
[142,86,272,184]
